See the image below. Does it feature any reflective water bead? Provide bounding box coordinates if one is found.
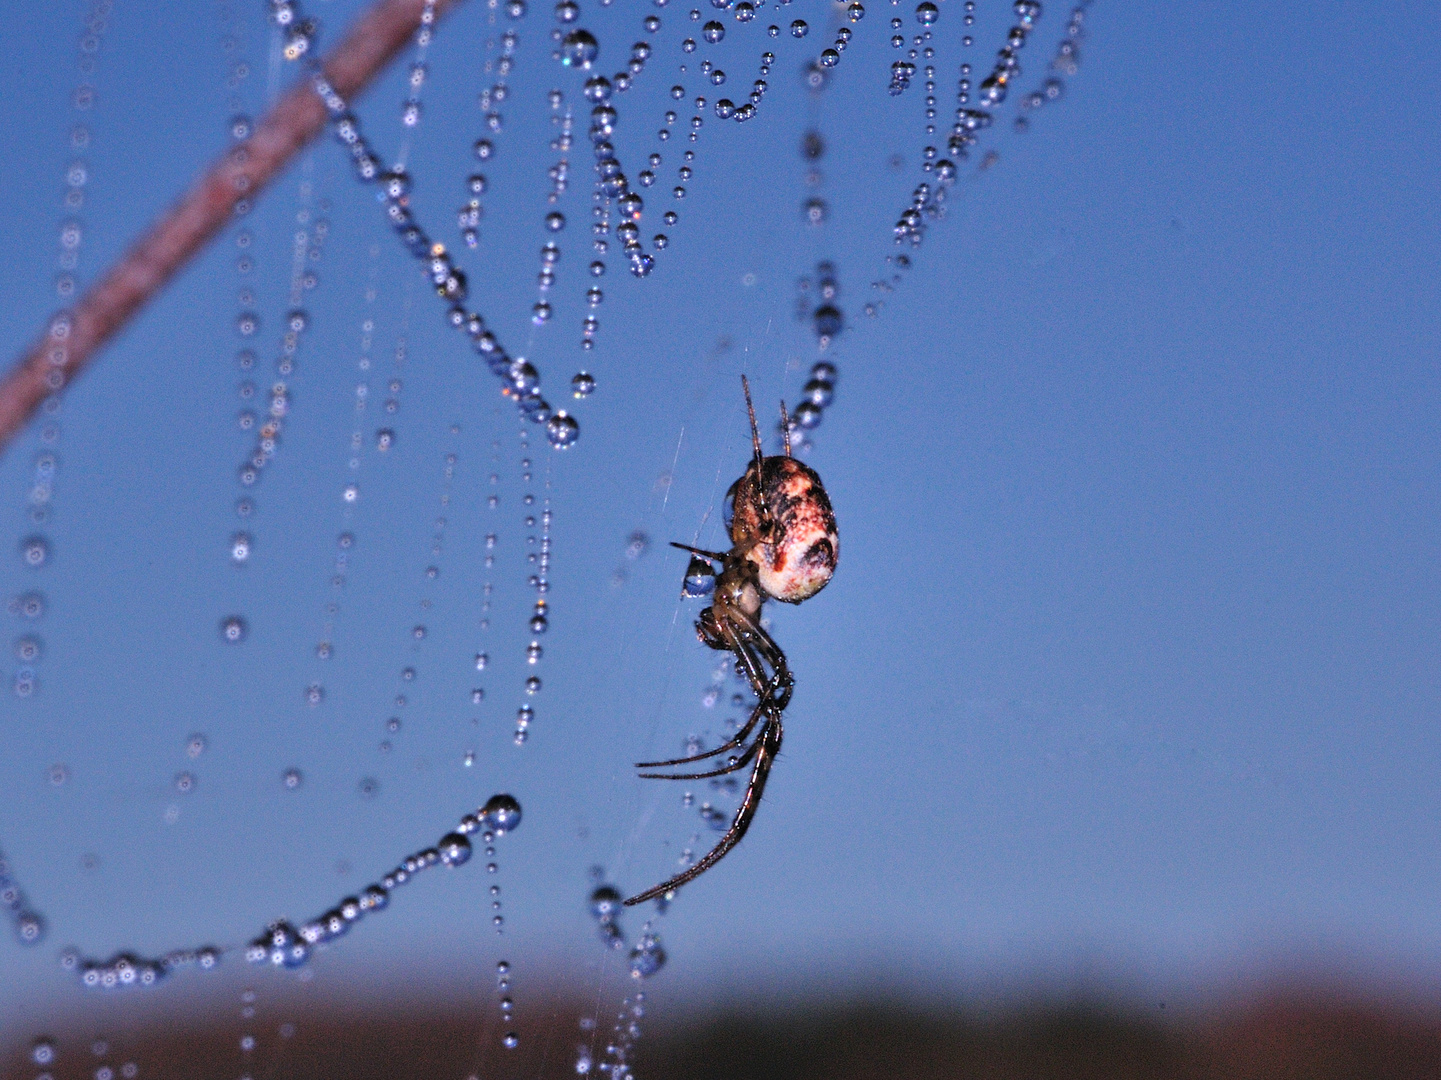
[702,20,724,42]
[555,0,578,21]
[503,1033,519,1049]
[589,885,622,921]
[682,556,717,597]
[15,912,44,945]
[562,29,598,68]
[439,833,472,867]
[527,642,543,662]
[628,933,666,977]
[547,410,580,448]
[848,2,865,20]
[20,536,49,568]
[803,378,834,407]
[220,615,247,643]
[790,19,807,36]
[916,1,938,24]
[481,793,523,834]
[282,768,303,789]
[545,211,566,232]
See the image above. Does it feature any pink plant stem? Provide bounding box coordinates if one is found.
[0,0,460,456]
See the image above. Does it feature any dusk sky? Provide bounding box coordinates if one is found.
[2,0,1440,1064]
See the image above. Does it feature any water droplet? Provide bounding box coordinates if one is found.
[571,371,595,397]
[480,793,523,834]
[186,734,207,758]
[916,2,939,24]
[702,20,724,42]
[545,211,566,232]
[282,768,303,789]
[546,410,580,448]
[220,615,247,643]
[682,556,717,598]
[589,885,622,921]
[358,777,380,799]
[376,428,395,451]
[503,1033,519,1049]
[628,932,666,978]
[32,1040,56,1066]
[561,29,598,68]
[15,911,45,946]
[19,536,50,569]
[230,532,252,563]
[439,833,472,867]
[790,19,808,37]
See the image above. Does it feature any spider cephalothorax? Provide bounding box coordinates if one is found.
[625,376,838,906]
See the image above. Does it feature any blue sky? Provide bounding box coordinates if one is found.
[1,0,1440,1046]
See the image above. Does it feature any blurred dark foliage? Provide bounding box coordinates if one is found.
[7,984,1440,1080]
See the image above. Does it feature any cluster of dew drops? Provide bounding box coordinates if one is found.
[59,795,520,991]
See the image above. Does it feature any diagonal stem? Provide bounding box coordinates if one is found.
[0,0,462,457]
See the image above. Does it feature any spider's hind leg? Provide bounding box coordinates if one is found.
[624,715,784,907]
[638,729,762,781]
[635,696,768,768]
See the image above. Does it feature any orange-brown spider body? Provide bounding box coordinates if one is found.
[625,376,838,907]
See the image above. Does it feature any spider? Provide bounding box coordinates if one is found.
[625,376,838,906]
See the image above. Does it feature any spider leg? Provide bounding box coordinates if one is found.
[669,541,728,562]
[624,715,784,907]
[637,730,761,780]
[729,612,792,711]
[633,622,786,769]
[635,696,767,768]
[741,375,765,479]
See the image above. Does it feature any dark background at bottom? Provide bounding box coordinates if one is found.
[7,983,1440,1080]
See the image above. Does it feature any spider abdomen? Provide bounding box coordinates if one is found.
[731,456,838,604]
